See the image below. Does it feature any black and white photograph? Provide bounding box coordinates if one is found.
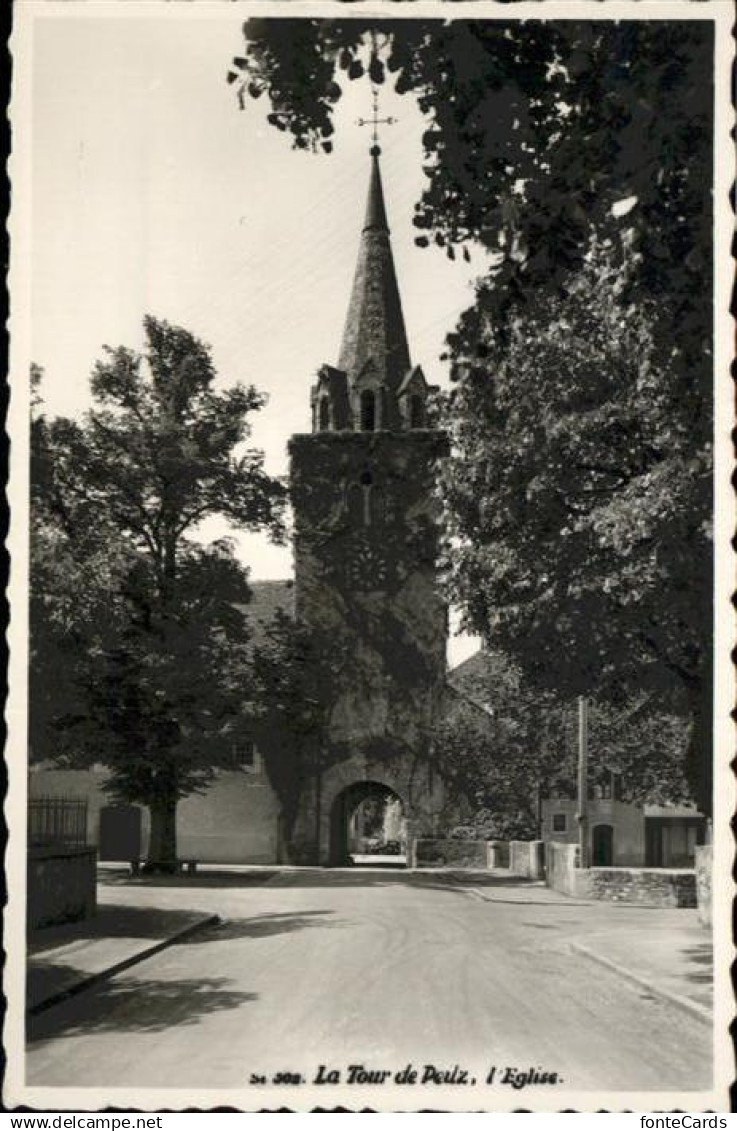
[5,0,734,1112]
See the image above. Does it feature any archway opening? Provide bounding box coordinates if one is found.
[329,781,407,868]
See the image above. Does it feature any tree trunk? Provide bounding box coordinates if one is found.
[145,792,179,873]
[684,673,712,820]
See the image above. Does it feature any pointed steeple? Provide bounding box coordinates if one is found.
[338,146,411,407]
[362,148,389,231]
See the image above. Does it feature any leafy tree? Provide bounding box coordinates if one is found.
[438,649,692,840]
[31,318,286,869]
[249,610,352,861]
[247,609,319,849]
[441,247,711,814]
[434,697,555,842]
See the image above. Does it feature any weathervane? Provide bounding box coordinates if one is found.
[357,85,397,154]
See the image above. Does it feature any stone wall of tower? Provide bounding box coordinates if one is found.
[287,147,453,863]
[289,429,449,761]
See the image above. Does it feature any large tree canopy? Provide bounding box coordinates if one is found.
[231,19,712,358]
[442,245,711,698]
[31,318,287,868]
[441,245,712,813]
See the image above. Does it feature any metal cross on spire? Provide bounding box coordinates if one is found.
[357,85,397,155]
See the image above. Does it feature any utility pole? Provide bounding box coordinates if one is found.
[577,696,589,869]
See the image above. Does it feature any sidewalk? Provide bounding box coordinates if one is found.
[27,864,285,1013]
[569,916,712,1021]
[451,873,713,1022]
[27,901,218,1014]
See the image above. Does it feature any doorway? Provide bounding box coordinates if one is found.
[591,823,614,866]
[645,817,704,867]
[329,781,407,867]
[99,804,142,861]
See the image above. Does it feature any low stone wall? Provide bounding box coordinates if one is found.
[546,841,580,896]
[509,840,545,879]
[694,843,712,926]
[578,867,696,908]
[413,838,488,869]
[546,847,697,908]
[27,846,97,930]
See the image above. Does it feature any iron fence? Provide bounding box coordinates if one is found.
[28,797,88,848]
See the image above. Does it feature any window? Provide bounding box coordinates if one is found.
[230,739,257,772]
[552,813,567,833]
[595,771,622,800]
[318,396,330,432]
[409,394,424,429]
[360,389,376,432]
[347,483,363,524]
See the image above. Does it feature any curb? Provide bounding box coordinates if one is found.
[28,914,221,1017]
[455,879,594,908]
[569,940,712,1025]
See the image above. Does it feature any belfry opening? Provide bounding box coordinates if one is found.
[329,781,408,868]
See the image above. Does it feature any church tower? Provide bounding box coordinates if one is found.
[288,143,449,865]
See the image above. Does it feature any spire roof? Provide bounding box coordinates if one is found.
[337,148,411,395]
[362,146,389,231]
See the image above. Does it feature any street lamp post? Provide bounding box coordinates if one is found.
[577,696,589,869]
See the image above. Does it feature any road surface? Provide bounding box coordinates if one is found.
[27,868,711,1092]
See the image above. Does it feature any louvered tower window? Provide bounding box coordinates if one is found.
[360,390,376,432]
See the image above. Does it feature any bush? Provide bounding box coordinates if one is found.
[449,810,538,842]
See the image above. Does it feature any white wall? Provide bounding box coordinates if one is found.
[29,763,283,864]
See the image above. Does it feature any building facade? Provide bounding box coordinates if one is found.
[540,798,706,868]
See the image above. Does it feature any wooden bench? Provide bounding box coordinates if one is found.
[130,859,198,876]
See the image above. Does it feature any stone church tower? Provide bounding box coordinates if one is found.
[289,144,449,864]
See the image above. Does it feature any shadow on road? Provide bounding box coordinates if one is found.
[97,866,538,893]
[182,910,341,943]
[681,943,713,985]
[29,904,210,954]
[444,872,540,887]
[29,909,340,1014]
[99,869,278,890]
[28,973,258,1043]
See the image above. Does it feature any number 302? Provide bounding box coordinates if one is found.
[273,1071,303,1085]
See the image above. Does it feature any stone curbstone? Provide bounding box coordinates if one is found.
[569,940,711,1026]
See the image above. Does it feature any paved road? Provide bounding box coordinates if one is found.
[27,869,711,1092]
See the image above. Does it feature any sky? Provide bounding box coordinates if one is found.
[31,12,483,665]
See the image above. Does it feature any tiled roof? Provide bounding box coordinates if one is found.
[447,649,518,716]
[397,365,427,397]
[237,579,294,650]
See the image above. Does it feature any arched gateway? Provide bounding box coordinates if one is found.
[288,143,449,866]
[290,757,446,866]
[329,780,405,866]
